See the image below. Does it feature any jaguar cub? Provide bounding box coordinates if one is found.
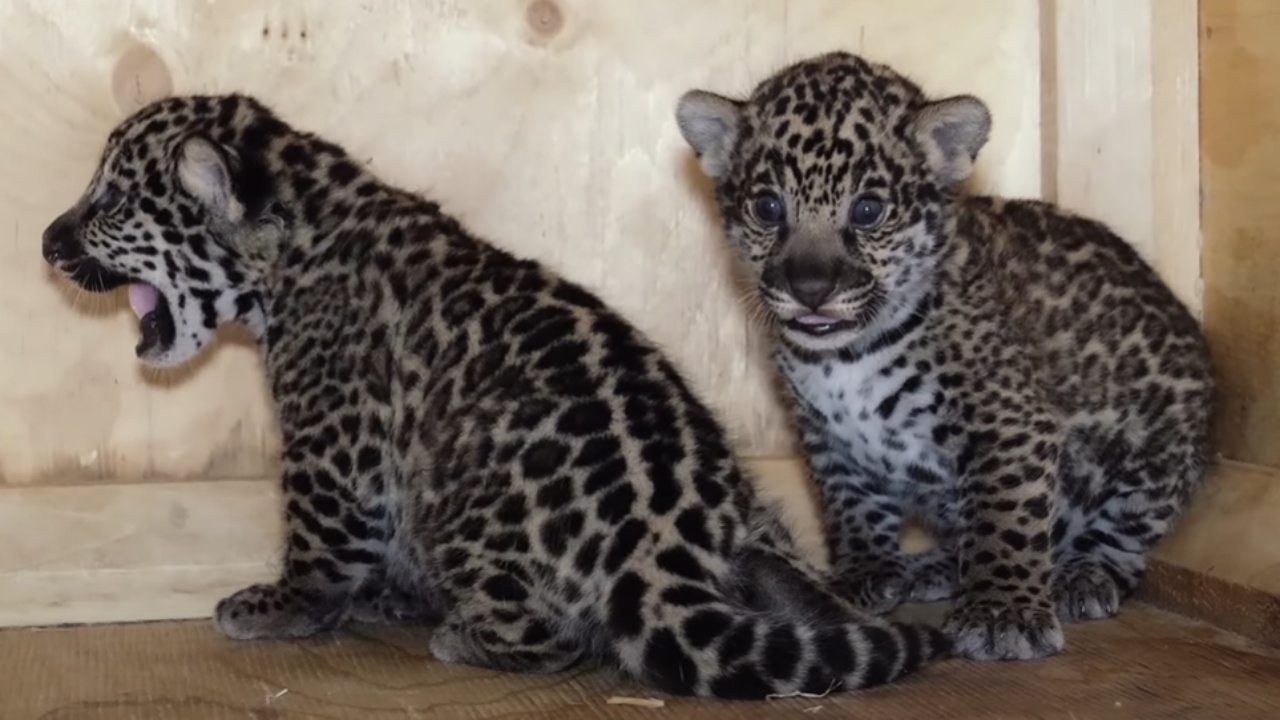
[42,92,949,698]
[676,51,1213,661]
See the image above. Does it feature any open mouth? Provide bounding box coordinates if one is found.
[127,283,176,357]
[784,313,858,337]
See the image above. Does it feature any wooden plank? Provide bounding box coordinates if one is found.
[1141,560,1280,649]
[0,459,827,628]
[1042,0,1203,316]
[1200,0,1280,467]
[1151,460,1280,598]
[0,0,1042,485]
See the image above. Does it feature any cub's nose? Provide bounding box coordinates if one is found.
[784,257,838,310]
[42,212,78,265]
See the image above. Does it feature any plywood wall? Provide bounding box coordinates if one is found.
[1200,0,1280,469]
[0,0,1043,486]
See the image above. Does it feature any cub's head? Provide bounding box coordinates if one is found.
[676,51,991,353]
[42,93,286,368]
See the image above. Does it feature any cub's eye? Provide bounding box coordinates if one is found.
[95,184,126,214]
[750,193,786,227]
[849,195,886,228]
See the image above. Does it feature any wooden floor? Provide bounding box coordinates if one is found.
[5,603,1279,720]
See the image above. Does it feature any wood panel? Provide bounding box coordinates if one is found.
[1041,0,1203,314]
[0,0,1042,486]
[1201,0,1280,468]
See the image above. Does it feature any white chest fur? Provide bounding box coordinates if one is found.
[781,345,952,493]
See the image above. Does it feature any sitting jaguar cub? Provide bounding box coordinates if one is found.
[41,92,949,698]
[676,51,1213,661]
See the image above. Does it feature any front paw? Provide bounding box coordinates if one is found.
[214,583,344,641]
[834,559,910,615]
[944,597,1064,661]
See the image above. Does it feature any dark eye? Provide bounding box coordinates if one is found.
[849,195,886,228]
[750,193,786,226]
[95,184,126,214]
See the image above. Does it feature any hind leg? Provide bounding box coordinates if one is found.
[1054,465,1193,622]
[1053,493,1167,622]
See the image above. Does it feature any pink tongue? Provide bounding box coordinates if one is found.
[795,313,839,326]
[127,283,159,319]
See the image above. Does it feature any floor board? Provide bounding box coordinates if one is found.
[5,603,1279,719]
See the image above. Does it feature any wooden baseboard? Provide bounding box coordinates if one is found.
[3,458,1277,631]
[0,459,828,629]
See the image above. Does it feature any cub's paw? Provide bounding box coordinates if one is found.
[1053,556,1121,622]
[903,550,960,604]
[944,597,1064,661]
[834,559,911,615]
[214,583,343,641]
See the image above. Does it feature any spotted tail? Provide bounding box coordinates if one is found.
[613,557,950,699]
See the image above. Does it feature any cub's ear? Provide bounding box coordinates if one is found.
[177,135,244,222]
[675,90,744,182]
[912,95,992,188]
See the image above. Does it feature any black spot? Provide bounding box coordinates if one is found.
[342,514,376,541]
[551,281,605,310]
[496,495,528,525]
[286,471,314,495]
[310,493,341,518]
[584,457,628,494]
[608,571,647,637]
[718,622,756,666]
[574,436,621,467]
[683,608,732,648]
[355,446,382,473]
[557,400,612,437]
[521,439,569,480]
[655,546,706,581]
[644,628,699,695]
[327,160,360,185]
[535,476,575,509]
[481,573,528,603]
[539,510,585,557]
[999,529,1029,552]
[521,620,552,645]
[646,461,682,515]
[603,518,647,573]
[574,533,604,574]
[661,584,719,608]
[675,507,713,550]
[596,483,637,524]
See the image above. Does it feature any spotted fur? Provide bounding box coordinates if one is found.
[41,92,949,698]
[676,51,1214,661]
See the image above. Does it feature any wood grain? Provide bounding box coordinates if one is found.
[1200,0,1280,468]
[1042,0,1203,314]
[4,605,1279,720]
[0,0,1042,485]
